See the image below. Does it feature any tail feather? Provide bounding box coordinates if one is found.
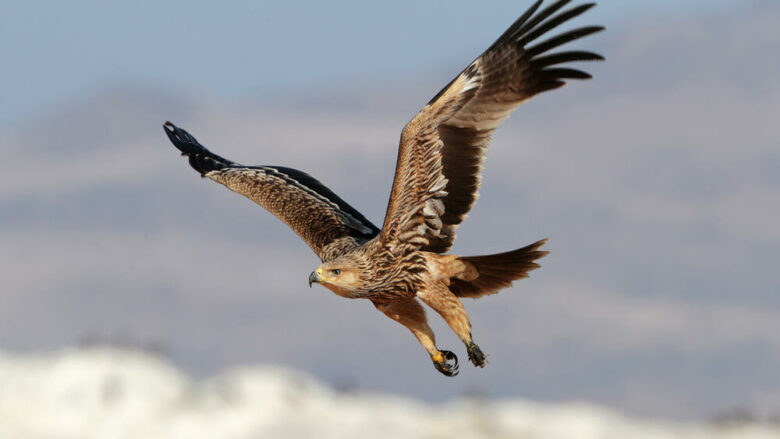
[450,239,548,298]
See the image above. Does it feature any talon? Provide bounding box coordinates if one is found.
[467,341,486,368]
[432,349,459,377]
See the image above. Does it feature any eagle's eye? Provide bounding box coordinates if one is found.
[331,269,341,275]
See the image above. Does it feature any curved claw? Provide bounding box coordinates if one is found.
[467,342,486,368]
[432,350,459,377]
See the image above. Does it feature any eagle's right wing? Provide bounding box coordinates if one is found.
[379,0,603,255]
[164,122,380,261]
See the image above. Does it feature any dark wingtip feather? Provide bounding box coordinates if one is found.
[539,67,593,80]
[487,0,546,51]
[511,0,575,43]
[163,121,235,176]
[164,121,203,155]
[534,80,567,94]
[530,50,604,70]
[517,3,600,48]
[526,25,605,57]
[506,2,604,92]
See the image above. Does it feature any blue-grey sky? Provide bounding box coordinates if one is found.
[1,0,778,422]
[2,0,735,127]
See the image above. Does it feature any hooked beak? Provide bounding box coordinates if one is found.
[308,270,321,288]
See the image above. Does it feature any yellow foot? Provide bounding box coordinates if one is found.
[432,350,459,377]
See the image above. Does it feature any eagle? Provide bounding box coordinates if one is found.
[164,0,603,376]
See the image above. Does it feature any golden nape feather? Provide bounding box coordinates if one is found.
[165,0,603,377]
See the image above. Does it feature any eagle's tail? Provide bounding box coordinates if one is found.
[450,239,548,298]
[163,121,236,176]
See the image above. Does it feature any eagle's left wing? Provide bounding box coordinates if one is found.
[379,0,604,255]
[164,122,380,261]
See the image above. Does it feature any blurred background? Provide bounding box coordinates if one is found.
[1,0,779,435]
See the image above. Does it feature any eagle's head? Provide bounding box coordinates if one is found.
[308,259,363,298]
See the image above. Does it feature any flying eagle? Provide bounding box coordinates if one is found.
[164,0,603,376]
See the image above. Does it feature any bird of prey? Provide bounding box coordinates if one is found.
[164,0,603,376]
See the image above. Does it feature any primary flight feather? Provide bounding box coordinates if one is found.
[165,0,603,376]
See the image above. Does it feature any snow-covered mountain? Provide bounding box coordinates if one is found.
[0,348,776,439]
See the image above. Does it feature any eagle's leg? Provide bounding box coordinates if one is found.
[417,286,487,368]
[372,298,459,377]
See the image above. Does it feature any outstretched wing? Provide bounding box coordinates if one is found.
[164,122,380,261]
[380,0,604,254]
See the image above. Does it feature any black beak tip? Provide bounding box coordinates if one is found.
[308,271,318,288]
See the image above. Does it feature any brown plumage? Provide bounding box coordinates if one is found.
[164,0,603,376]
